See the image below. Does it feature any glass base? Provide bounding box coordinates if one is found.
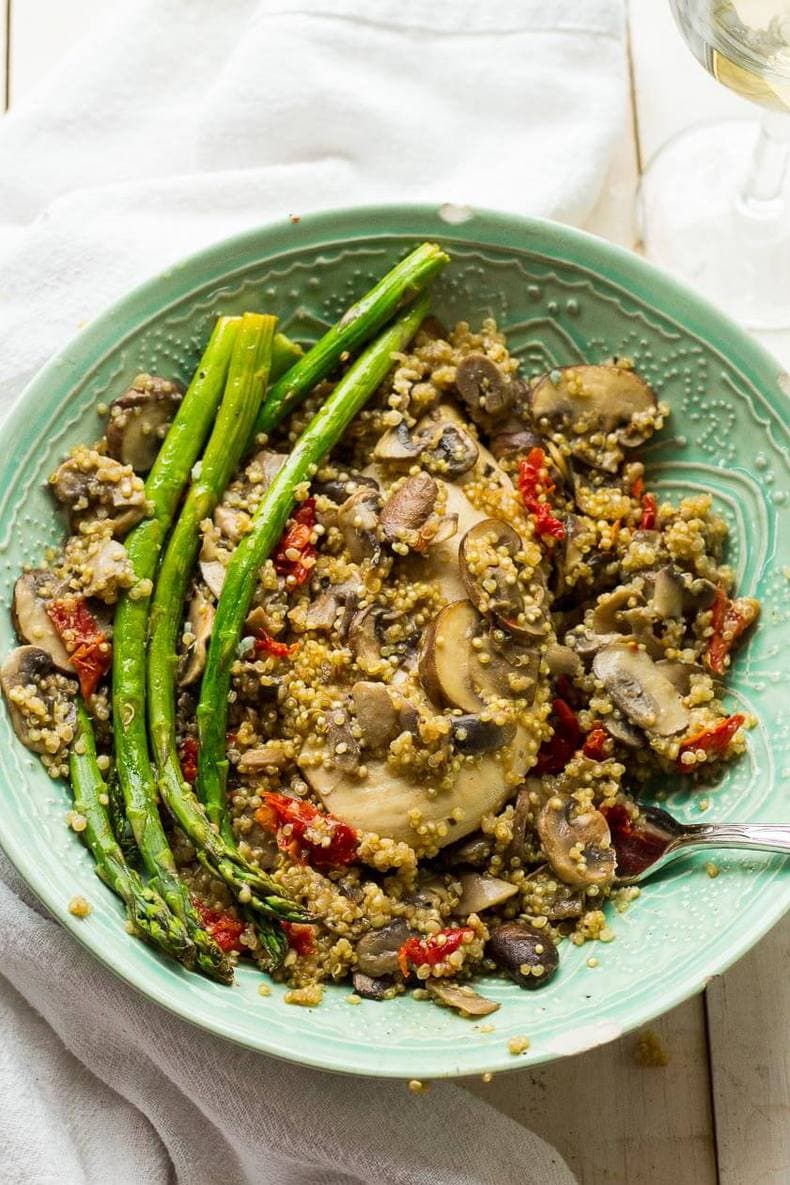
[638,120,790,331]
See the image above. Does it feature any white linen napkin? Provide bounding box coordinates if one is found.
[0,2,626,1181]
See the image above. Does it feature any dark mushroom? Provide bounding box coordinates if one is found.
[456,353,515,420]
[12,571,72,672]
[604,714,644,749]
[451,714,515,756]
[454,872,518,915]
[351,680,417,751]
[542,883,585,922]
[459,519,548,642]
[355,919,412,977]
[592,644,689,735]
[50,448,147,536]
[0,646,77,755]
[418,600,530,713]
[348,606,385,672]
[545,643,582,680]
[426,980,500,1017]
[489,425,545,460]
[488,921,559,989]
[530,364,657,470]
[304,580,361,637]
[178,589,215,687]
[536,795,616,889]
[352,972,393,1001]
[106,374,182,473]
[313,474,379,505]
[416,413,479,479]
[373,420,423,462]
[380,472,437,551]
[443,831,493,867]
[336,487,382,564]
[324,703,361,774]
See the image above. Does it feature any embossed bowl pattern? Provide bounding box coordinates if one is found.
[0,206,787,1078]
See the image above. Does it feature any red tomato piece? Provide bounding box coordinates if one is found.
[397,927,474,977]
[252,631,299,659]
[705,588,758,676]
[273,498,317,587]
[517,448,565,542]
[582,725,609,761]
[638,493,657,530]
[255,792,358,868]
[630,476,644,499]
[179,736,199,784]
[193,899,246,954]
[46,597,111,697]
[281,921,316,957]
[676,714,745,771]
[534,697,582,775]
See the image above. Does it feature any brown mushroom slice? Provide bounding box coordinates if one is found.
[454,872,518,915]
[413,410,480,479]
[373,421,423,462]
[348,606,386,674]
[536,795,616,889]
[488,921,559,988]
[301,717,536,850]
[12,571,73,672]
[459,518,548,642]
[355,919,412,977]
[604,714,644,749]
[419,600,526,714]
[50,448,147,536]
[592,644,689,736]
[380,472,437,551]
[106,374,182,473]
[530,365,657,465]
[199,559,226,598]
[444,832,493,867]
[178,589,215,687]
[652,566,685,619]
[237,739,292,774]
[324,703,361,774]
[352,972,393,1000]
[351,681,415,751]
[1,646,77,755]
[337,487,382,564]
[545,642,582,680]
[403,480,490,604]
[451,714,515,756]
[456,353,515,421]
[80,536,135,603]
[426,980,500,1017]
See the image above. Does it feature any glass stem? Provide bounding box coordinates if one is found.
[738,110,790,215]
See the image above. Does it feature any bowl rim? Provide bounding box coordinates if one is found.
[0,202,787,1078]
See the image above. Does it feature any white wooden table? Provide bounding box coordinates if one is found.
[2,4,788,1182]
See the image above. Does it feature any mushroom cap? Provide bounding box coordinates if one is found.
[536,795,616,889]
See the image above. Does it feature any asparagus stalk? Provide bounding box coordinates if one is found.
[70,703,194,964]
[113,317,240,984]
[197,292,432,836]
[253,242,448,436]
[272,332,303,378]
[147,315,308,930]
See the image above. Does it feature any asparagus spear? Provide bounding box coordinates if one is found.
[253,242,448,436]
[70,703,194,964]
[113,316,240,984]
[197,292,432,835]
[147,315,308,932]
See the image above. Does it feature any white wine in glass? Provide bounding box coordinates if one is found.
[640,2,790,328]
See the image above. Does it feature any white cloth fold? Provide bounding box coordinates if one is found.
[0,2,626,1180]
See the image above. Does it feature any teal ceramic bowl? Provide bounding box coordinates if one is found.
[0,206,787,1078]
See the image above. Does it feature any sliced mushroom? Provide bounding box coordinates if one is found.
[380,472,437,551]
[426,980,500,1017]
[536,795,616,889]
[488,921,559,989]
[545,642,582,679]
[451,714,515,756]
[419,600,533,713]
[355,919,412,977]
[592,644,689,736]
[336,487,382,564]
[604,714,644,749]
[454,872,518,915]
[542,883,585,922]
[443,832,493,867]
[352,972,393,1000]
[12,571,73,672]
[456,353,515,420]
[244,450,288,489]
[373,420,422,462]
[78,535,135,603]
[50,447,147,536]
[530,365,657,470]
[489,426,544,460]
[178,590,215,687]
[323,703,361,775]
[1,646,77,755]
[237,739,292,774]
[200,560,226,598]
[504,786,534,865]
[351,681,417,751]
[374,410,479,480]
[106,374,182,473]
[652,566,685,619]
[313,474,379,505]
[459,519,548,642]
[214,504,249,543]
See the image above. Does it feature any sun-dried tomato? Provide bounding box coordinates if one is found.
[676,714,745,771]
[582,725,609,762]
[255,792,358,868]
[534,697,582,775]
[253,631,299,659]
[179,736,199,784]
[517,447,565,542]
[193,898,245,953]
[630,476,644,500]
[601,804,671,879]
[397,927,474,977]
[273,498,317,587]
[46,597,111,697]
[638,493,658,530]
[281,921,316,957]
[705,587,758,676]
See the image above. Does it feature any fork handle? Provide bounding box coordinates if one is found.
[670,822,790,857]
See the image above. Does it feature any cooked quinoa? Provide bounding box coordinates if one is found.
[2,306,760,1016]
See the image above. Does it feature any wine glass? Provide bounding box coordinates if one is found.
[638,1,790,329]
